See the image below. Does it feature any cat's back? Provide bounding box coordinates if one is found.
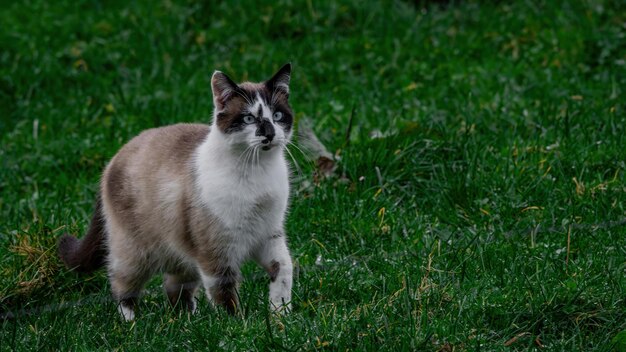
[107,123,208,174]
[102,123,209,223]
[122,123,208,162]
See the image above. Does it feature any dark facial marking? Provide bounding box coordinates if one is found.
[215,97,248,134]
[267,90,293,133]
[216,80,293,135]
[256,119,275,143]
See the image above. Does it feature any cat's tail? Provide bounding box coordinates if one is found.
[58,195,107,273]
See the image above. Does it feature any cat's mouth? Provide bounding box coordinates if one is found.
[260,138,279,151]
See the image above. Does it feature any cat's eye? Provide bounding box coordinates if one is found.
[272,111,283,121]
[243,115,256,124]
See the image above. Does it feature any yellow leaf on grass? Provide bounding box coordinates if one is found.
[572,177,585,196]
[404,82,418,91]
[521,206,543,212]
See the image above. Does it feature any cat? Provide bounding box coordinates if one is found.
[58,64,295,321]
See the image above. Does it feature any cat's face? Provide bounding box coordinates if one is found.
[211,64,293,153]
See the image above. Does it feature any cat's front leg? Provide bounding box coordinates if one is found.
[254,232,293,314]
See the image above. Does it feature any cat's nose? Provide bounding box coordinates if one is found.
[257,119,275,143]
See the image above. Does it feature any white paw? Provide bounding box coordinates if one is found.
[118,304,135,321]
[270,299,292,315]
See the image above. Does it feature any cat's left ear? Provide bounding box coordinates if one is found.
[265,63,291,96]
[211,71,240,110]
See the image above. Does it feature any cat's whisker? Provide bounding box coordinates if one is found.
[241,149,249,179]
[245,145,254,178]
[237,146,253,180]
[289,137,316,159]
[248,146,258,178]
[236,145,254,165]
[254,145,261,171]
[287,140,312,160]
[284,144,304,180]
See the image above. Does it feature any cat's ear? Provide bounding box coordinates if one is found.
[211,71,239,110]
[265,63,291,96]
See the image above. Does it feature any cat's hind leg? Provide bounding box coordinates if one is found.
[107,229,154,321]
[164,269,199,313]
[199,266,241,315]
[109,262,152,321]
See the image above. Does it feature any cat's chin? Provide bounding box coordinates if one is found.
[258,142,285,152]
[262,144,279,151]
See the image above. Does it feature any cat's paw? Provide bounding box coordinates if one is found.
[270,301,292,315]
[118,304,136,321]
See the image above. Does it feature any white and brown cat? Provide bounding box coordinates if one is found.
[59,64,295,320]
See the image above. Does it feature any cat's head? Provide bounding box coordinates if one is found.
[211,64,293,153]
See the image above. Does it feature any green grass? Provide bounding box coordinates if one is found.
[1,0,625,350]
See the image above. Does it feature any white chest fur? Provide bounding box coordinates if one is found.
[194,131,290,240]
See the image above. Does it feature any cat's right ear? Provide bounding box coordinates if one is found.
[211,71,239,110]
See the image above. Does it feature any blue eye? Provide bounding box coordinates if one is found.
[273,111,283,121]
[243,115,255,124]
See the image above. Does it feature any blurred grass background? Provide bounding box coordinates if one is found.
[1,0,625,350]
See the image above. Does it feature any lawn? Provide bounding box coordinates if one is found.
[1,0,625,350]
